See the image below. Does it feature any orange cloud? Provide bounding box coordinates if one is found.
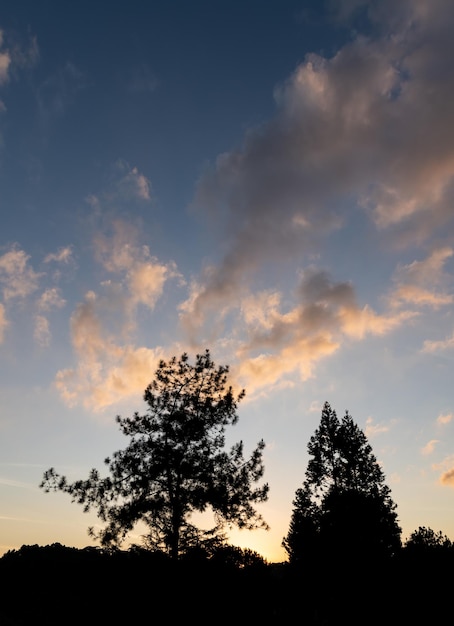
[440,468,454,487]
[55,221,181,410]
[389,248,453,309]
[55,290,169,410]
[437,412,453,425]
[421,440,439,456]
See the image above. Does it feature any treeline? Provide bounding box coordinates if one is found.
[2,353,453,624]
[1,536,453,624]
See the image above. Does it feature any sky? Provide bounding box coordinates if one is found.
[1,0,454,563]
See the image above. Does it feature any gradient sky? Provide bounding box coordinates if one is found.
[1,0,454,562]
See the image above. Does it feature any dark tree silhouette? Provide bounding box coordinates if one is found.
[283,401,401,566]
[41,350,269,559]
[405,526,452,550]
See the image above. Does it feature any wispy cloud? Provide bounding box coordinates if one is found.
[55,220,181,410]
[422,332,454,354]
[0,27,39,114]
[0,246,41,301]
[0,476,34,489]
[440,467,454,487]
[365,416,390,438]
[55,288,167,410]
[389,248,453,309]
[437,412,453,426]
[37,61,85,119]
[43,246,74,265]
[432,454,454,486]
[0,30,11,86]
[113,160,152,202]
[421,439,439,456]
[127,64,158,93]
[94,219,179,318]
[224,268,416,394]
[0,303,7,343]
[36,287,66,312]
[183,0,454,376]
[34,288,66,347]
[33,314,51,347]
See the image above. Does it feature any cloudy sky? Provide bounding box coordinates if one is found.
[1,0,454,562]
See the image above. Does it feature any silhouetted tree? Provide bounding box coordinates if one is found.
[283,401,401,566]
[281,486,319,565]
[41,350,269,559]
[404,526,452,550]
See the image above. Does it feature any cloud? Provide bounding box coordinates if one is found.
[34,315,50,348]
[34,288,66,347]
[55,222,181,410]
[437,412,453,425]
[85,163,152,221]
[93,219,179,316]
[36,287,66,312]
[0,27,37,118]
[187,1,454,338]
[0,32,11,86]
[55,290,167,410]
[309,400,323,413]
[389,247,453,309]
[422,332,454,354]
[229,268,415,394]
[440,467,454,487]
[43,246,74,265]
[37,61,85,118]
[421,439,439,456]
[433,453,454,485]
[127,64,158,93]
[114,160,152,202]
[0,303,7,343]
[0,246,41,301]
[365,416,390,438]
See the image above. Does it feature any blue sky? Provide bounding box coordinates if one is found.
[1,0,454,562]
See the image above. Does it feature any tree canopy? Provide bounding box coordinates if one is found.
[405,526,453,551]
[283,401,401,565]
[41,350,269,559]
